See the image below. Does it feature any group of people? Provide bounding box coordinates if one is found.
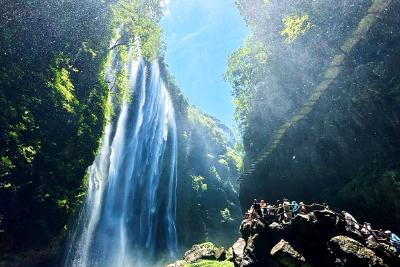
[342,210,400,253]
[244,198,327,224]
[244,198,400,254]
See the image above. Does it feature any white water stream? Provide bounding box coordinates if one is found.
[64,49,178,267]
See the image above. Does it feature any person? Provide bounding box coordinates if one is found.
[375,229,389,242]
[341,211,360,230]
[277,203,284,223]
[267,203,275,222]
[291,201,300,216]
[252,199,262,217]
[361,222,370,237]
[388,231,400,252]
[322,203,331,211]
[299,202,308,214]
[283,198,292,221]
[366,234,379,248]
[260,200,267,219]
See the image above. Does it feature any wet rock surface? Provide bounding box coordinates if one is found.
[270,240,310,267]
[168,207,399,267]
[232,210,400,267]
[328,236,386,267]
[231,238,246,266]
[167,242,227,266]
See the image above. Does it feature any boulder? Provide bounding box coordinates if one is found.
[166,260,187,267]
[240,233,274,267]
[328,236,387,267]
[232,238,246,267]
[270,239,313,267]
[170,207,399,267]
[183,242,226,263]
[240,218,267,241]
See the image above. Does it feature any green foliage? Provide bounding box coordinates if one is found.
[48,55,79,113]
[225,148,243,173]
[0,0,114,251]
[220,208,234,222]
[224,37,268,132]
[192,175,207,192]
[209,166,222,182]
[185,260,234,267]
[114,68,131,104]
[0,156,15,177]
[280,14,313,44]
[169,77,243,246]
[133,16,163,60]
[187,106,227,146]
[111,0,163,61]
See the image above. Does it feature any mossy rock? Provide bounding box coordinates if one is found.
[184,260,234,267]
[184,242,226,263]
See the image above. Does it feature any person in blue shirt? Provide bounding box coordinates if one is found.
[386,230,400,252]
[291,201,300,216]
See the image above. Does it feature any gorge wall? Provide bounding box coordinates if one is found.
[161,63,242,249]
[230,0,400,232]
[0,1,242,266]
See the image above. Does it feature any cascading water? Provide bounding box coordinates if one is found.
[64,48,178,267]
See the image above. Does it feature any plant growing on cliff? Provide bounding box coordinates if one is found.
[280,14,313,44]
[224,37,268,132]
[111,0,163,61]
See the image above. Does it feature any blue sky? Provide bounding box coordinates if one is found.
[161,0,249,129]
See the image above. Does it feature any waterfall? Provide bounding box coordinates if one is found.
[64,49,178,267]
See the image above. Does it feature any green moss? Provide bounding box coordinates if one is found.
[220,208,234,222]
[0,156,15,176]
[114,68,131,104]
[56,198,69,210]
[225,148,243,173]
[280,14,313,44]
[192,175,207,192]
[18,145,38,163]
[48,62,78,113]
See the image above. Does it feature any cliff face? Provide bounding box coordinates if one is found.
[0,1,242,264]
[0,0,114,255]
[234,0,400,232]
[234,208,400,267]
[161,62,242,249]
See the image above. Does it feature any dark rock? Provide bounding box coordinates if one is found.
[232,238,246,267]
[183,242,225,263]
[232,211,398,267]
[328,236,387,267]
[270,239,313,267]
[166,260,187,267]
[215,247,227,261]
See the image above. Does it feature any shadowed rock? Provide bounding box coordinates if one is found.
[232,207,399,267]
[232,238,246,267]
[270,239,312,267]
[328,236,387,267]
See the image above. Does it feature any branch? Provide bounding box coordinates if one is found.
[107,42,132,52]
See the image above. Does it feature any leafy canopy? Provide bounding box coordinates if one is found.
[224,37,268,132]
[280,14,313,44]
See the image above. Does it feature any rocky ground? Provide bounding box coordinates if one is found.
[168,209,400,267]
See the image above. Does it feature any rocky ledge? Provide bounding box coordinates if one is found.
[167,242,230,267]
[169,207,400,267]
[237,208,399,267]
